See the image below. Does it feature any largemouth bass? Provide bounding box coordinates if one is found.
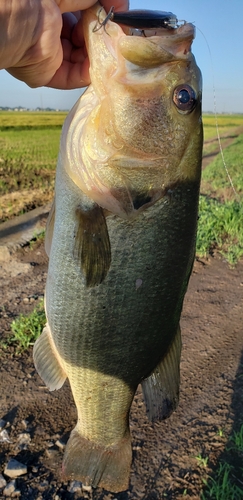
[33,3,203,493]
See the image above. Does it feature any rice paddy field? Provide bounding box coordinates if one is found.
[0,111,67,221]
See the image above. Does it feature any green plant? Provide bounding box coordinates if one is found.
[201,133,243,198]
[29,230,45,249]
[201,462,243,500]
[228,424,243,453]
[203,114,243,141]
[196,196,243,265]
[196,454,209,468]
[217,429,224,438]
[201,424,243,499]
[9,299,46,352]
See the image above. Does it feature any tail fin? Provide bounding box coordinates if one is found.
[62,427,132,493]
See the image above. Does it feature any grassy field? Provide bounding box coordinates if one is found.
[0,111,67,221]
[0,111,67,130]
[203,114,243,141]
[201,133,243,198]
[197,116,243,265]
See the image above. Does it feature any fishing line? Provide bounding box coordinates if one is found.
[196,25,240,200]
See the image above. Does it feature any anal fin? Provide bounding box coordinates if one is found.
[62,427,131,493]
[74,204,111,287]
[33,323,67,391]
[141,325,182,421]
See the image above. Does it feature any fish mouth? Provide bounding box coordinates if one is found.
[83,3,195,70]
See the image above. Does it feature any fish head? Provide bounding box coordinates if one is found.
[64,3,203,218]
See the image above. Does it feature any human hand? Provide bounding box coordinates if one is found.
[0,0,128,89]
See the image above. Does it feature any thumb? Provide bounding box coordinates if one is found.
[56,0,103,13]
[56,0,129,14]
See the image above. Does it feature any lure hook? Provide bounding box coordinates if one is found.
[93,7,115,33]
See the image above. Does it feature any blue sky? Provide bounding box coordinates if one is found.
[0,0,242,113]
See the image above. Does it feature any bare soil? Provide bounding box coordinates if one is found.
[0,236,243,499]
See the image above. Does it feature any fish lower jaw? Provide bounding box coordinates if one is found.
[122,26,173,37]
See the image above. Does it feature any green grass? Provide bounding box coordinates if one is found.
[201,133,243,198]
[0,112,67,220]
[228,426,243,453]
[198,121,243,265]
[9,300,46,353]
[0,127,62,195]
[196,455,209,468]
[0,111,68,198]
[201,462,243,500]
[201,332,243,498]
[196,196,243,265]
[201,423,243,499]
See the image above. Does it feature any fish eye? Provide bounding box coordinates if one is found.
[173,84,196,113]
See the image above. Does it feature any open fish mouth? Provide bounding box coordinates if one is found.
[84,4,196,69]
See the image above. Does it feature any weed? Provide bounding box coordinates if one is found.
[201,424,243,499]
[201,462,243,500]
[217,429,224,438]
[201,133,243,199]
[196,454,209,468]
[9,300,46,353]
[228,424,243,453]
[29,230,45,250]
[196,196,243,265]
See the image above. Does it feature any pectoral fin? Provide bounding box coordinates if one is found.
[74,204,111,287]
[141,325,182,421]
[33,323,67,391]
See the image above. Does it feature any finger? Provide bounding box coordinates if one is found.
[56,0,129,14]
[56,0,102,13]
[62,38,86,63]
[71,46,87,64]
[47,57,90,89]
[71,18,84,47]
[61,12,78,39]
[101,0,129,12]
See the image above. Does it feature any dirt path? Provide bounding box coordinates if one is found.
[0,239,242,500]
[202,124,243,170]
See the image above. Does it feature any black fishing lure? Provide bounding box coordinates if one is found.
[93,7,178,32]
